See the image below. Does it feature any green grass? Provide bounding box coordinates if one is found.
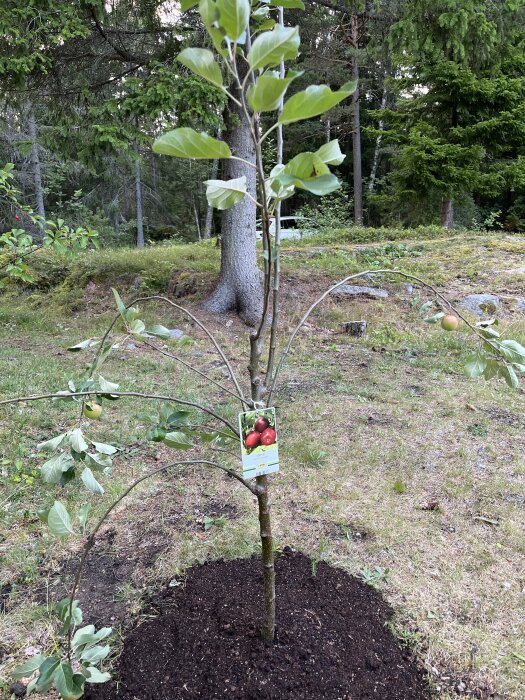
[1,228,525,699]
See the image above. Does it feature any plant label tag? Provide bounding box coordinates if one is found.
[238,407,279,479]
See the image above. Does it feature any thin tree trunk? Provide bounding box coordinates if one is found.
[27,107,46,225]
[368,83,388,193]
[440,197,454,228]
[134,143,144,248]
[350,15,364,227]
[192,195,202,240]
[203,76,262,325]
[203,130,222,240]
[325,118,331,144]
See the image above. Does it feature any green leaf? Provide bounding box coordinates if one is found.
[91,441,117,455]
[56,598,83,634]
[483,360,501,380]
[465,353,487,378]
[79,645,111,664]
[501,364,519,389]
[41,453,75,484]
[274,172,340,195]
[84,667,111,684]
[279,80,357,125]
[205,176,247,209]
[12,655,45,679]
[68,338,99,352]
[68,428,89,453]
[48,501,75,537]
[498,340,525,364]
[216,0,250,41]
[130,318,146,335]
[81,467,104,495]
[148,324,172,340]
[153,128,231,160]
[247,25,300,70]
[53,662,85,700]
[98,375,119,393]
[177,48,223,88]
[181,0,199,9]
[37,433,67,452]
[35,658,60,692]
[164,431,193,449]
[315,139,346,166]
[285,152,330,179]
[84,452,113,471]
[247,70,303,112]
[112,288,127,317]
[424,312,446,324]
[78,504,90,533]
[270,0,304,6]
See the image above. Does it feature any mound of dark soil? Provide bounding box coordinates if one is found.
[85,551,429,700]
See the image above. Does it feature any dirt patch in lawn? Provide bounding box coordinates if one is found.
[85,551,429,700]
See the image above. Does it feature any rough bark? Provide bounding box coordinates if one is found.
[440,197,454,228]
[350,15,364,227]
[203,87,262,326]
[27,107,46,225]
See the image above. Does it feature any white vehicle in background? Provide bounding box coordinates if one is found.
[256,216,314,241]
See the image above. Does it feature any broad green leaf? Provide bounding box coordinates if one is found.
[12,655,45,679]
[270,0,304,6]
[205,176,247,210]
[498,339,525,364]
[285,152,330,179]
[501,364,519,389]
[167,409,191,426]
[98,375,119,393]
[37,433,67,452]
[48,501,75,537]
[41,453,74,484]
[478,326,500,339]
[130,318,146,335]
[164,431,193,449]
[53,662,85,700]
[81,467,104,495]
[247,25,300,70]
[84,452,112,471]
[216,0,250,41]
[68,428,89,453]
[112,288,127,317]
[78,504,90,532]
[199,0,219,26]
[181,0,199,9]
[246,70,302,112]
[68,338,99,352]
[464,353,487,378]
[56,598,83,634]
[72,624,111,650]
[177,48,223,88]
[148,324,172,340]
[424,312,446,324]
[279,80,357,125]
[153,128,231,160]
[315,139,346,166]
[84,667,111,684]
[91,441,117,455]
[483,360,501,380]
[35,658,61,692]
[274,172,340,195]
[80,645,111,664]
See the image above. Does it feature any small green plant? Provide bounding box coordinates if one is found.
[311,535,328,576]
[359,566,391,588]
[203,515,228,531]
[393,480,406,494]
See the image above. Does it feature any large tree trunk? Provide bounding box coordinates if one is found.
[134,143,144,248]
[350,15,364,227]
[27,107,46,225]
[440,197,454,228]
[203,88,262,325]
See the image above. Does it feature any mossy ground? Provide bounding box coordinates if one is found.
[1,228,525,699]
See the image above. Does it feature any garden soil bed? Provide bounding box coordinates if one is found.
[85,550,429,700]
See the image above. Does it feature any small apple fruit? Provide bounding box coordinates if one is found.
[84,402,102,419]
[244,431,261,449]
[260,427,276,446]
[441,314,460,331]
[254,416,269,433]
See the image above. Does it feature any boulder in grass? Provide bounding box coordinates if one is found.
[332,285,389,300]
[459,294,500,316]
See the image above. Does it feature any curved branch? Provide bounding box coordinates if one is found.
[266,268,485,404]
[0,391,239,436]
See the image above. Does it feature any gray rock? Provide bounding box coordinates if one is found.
[10,682,26,697]
[332,285,389,300]
[514,297,525,313]
[168,329,184,339]
[459,294,500,316]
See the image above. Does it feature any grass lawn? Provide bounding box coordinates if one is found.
[1,228,525,699]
